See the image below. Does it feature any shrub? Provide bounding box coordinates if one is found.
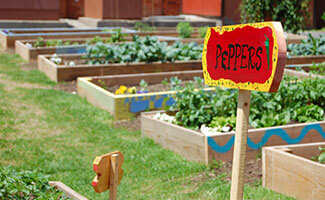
[240,0,311,33]
[0,166,69,199]
[177,22,193,38]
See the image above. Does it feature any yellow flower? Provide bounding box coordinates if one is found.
[115,85,128,95]
[127,86,137,94]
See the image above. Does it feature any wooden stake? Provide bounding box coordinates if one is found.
[109,154,119,200]
[230,89,251,200]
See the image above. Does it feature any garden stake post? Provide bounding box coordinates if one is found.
[202,22,286,200]
[92,151,124,200]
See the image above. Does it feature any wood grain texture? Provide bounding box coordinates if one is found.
[230,90,251,200]
[92,151,124,193]
[269,22,287,92]
[141,111,208,163]
[1,30,200,49]
[15,40,30,61]
[109,154,119,200]
[49,181,88,200]
[38,54,203,82]
[284,68,325,79]
[208,121,325,162]
[38,55,58,82]
[262,143,325,200]
[141,111,325,164]
[287,55,325,65]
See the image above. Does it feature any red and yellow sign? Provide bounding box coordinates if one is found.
[202,22,286,92]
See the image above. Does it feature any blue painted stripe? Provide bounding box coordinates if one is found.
[208,124,325,153]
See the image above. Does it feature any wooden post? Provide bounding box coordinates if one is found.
[109,154,119,200]
[230,89,251,200]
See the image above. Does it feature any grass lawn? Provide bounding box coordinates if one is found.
[0,53,293,199]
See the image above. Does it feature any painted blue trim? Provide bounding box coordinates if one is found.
[207,124,325,153]
[124,94,175,113]
[1,27,136,33]
[1,27,136,37]
[55,45,86,54]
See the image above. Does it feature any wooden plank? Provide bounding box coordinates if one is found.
[141,111,325,164]
[91,70,203,87]
[287,55,325,65]
[262,143,325,200]
[77,77,116,115]
[208,121,325,161]
[109,154,119,200]
[49,181,88,200]
[38,54,203,82]
[230,90,251,200]
[15,40,30,61]
[284,68,324,79]
[141,111,208,163]
[2,30,200,49]
[38,55,58,82]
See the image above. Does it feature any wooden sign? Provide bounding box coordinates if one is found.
[201,22,286,200]
[92,151,124,197]
[202,22,286,92]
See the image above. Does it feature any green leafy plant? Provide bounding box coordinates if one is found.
[240,0,311,33]
[177,22,193,38]
[84,35,203,65]
[139,79,148,92]
[198,26,209,38]
[109,29,127,43]
[322,12,325,22]
[134,22,155,32]
[208,116,237,132]
[311,147,325,163]
[86,36,103,45]
[46,39,63,47]
[0,166,69,199]
[309,62,325,75]
[171,76,325,130]
[161,78,169,86]
[288,34,325,56]
[33,37,45,48]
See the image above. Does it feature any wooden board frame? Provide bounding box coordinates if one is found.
[141,110,325,164]
[15,37,205,62]
[77,71,214,120]
[49,181,88,200]
[1,29,200,49]
[38,54,204,82]
[262,142,325,200]
[38,54,325,82]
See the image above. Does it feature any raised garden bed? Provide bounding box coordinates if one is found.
[262,142,325,200]
[38,54,203,82]
[16,37,204,62]
[0,27,136,49]
[38,53,325,82]
[141,110,325,164]
[77,70,215,120]
[141,75,325,164]
[1,27,202,49]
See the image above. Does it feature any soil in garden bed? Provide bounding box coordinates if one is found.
[92,79,207,94]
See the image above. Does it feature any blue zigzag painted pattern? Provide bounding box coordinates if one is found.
[207,124,325,153]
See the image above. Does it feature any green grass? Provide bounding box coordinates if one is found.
[0,53,293,199]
